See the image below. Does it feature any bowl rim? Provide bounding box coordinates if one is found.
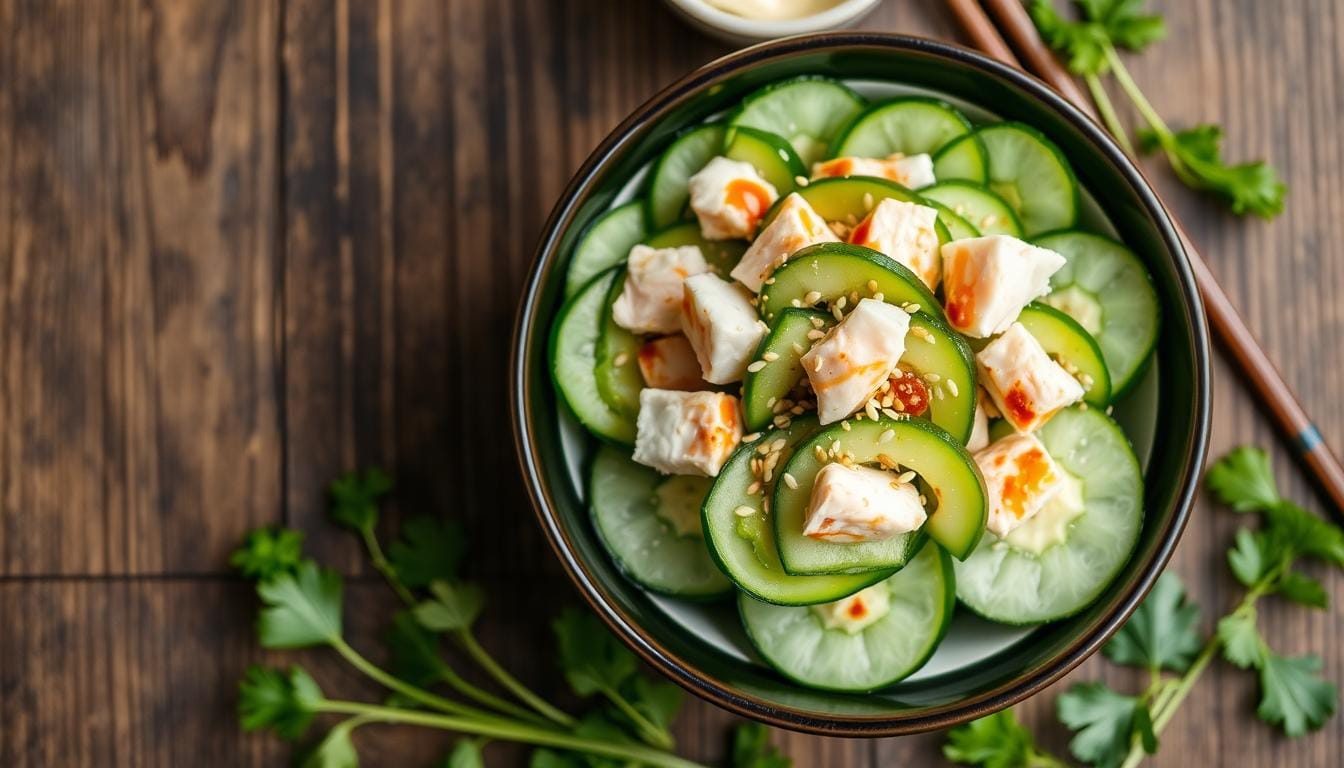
[664,0,883,39]
[510,32,1211,736]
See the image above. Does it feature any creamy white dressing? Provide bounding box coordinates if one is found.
[703,0,842,21]
[1003,469,1085,554]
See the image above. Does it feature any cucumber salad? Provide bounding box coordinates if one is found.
[550,77,1159,693]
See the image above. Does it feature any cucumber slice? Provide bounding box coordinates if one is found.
[724,126,806,197]
[646,124,727,229]
[759,176,951,243]
[919,181,1024,238]
[565,201,648,299]
[976,123,1079,235]
[775,417,987,573]
[925,200,980,241]
[742,309,834,432]
[739,542,954,691]
[702,418,897,605]
[1032,231,1160,397]
[643,222,747,274]
[549,270,636,444]
[1016,303,1112,407]
[594,269,644,417]
[589,446,731,598]
[954,406,1143,624]
[902,313,977,444]
[931,131,991,184]
[729,77,867,165]
[759,242,942,324]
[830,98,979,174]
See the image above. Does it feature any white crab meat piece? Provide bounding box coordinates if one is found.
[611,244,709,334]
[973,432,1067,538]
[847,198,942,289]
[632,389,743,477]
[800,298,910,424]
[811,153,936,189]
[636,335,706,391]
[680,273,769,385]
[803,463,927,543]
[688,156,779,241]
[940,235,1066,338]
[730,193,838,292]
[976,322,1085,433]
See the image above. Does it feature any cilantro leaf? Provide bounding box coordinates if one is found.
[553,608,637,697]
[329,468,393,532]
[238,665,323,741]
[616,676,682,735]
[733,721,790,768]
[1276,570,1328,608]
[1143,124,1287,218]
[256,560,343,648]
[1104,571,1203,672]
[443,739,485,768]
[1077,0,1166,51]
[1227,529,1275,587]
[943,709,1042,768]
[1257,652,1338,736]
[387,610,448,687]
[1265,502,1344,567]
[1205,446,1280,511]
[412,580,484,633]
[388,516,467,588]
[1057,683,1156,768]
[300,719,360,768]
[231,528,305,580]
[529,750,583,768]
[1217,609,1266,669]
[1029,1,1110,76]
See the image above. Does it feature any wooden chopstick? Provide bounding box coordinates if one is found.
[946,0,1344,517]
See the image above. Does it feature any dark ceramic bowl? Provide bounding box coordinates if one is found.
[511,33,1210,735]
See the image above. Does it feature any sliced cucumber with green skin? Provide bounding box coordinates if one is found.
[758,176,951,244]
[729,77,867,166]
[759,242,942,324]
[830,98,979,173]
[646,124,727,229]
[549,269,635,444]
[594,269,644,417]
[902,313,977,444]
[724,125,806,197]
[931,131,991,184]
[589,446,731,598]
[775,417,987,573]
[1016,303,1112,407]
[976,123,1079,235]
[919,181,1024,238]
[742,309,833,433]
[643,222,747,274]
[954,406,1143,624]
[702,417,895,605]
[565,201,648,298]
[925,200,980,241]
[1033,231,1160,397]
[739,542,954,691]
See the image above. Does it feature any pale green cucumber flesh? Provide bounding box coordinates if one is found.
[647,124,727,229]
[729,77,867,165]
[919,181,1024,238]
[549,270,636,444]
[1016,302,1112,407]
[902,313,977,444]
[724,125,805,197]
[565,201,648,298]
[644,221,747,275]
[931,132,991,184]
[594,268,644,417]
[925,200,981,241]
[758,176,951,244]
[976,123,1079,235]
[759,242,942,324]
[831,97,977,169]
[741,309,833,433]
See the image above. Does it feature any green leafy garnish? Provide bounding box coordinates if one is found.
[387,610,449,687]
[1139,125,1286,217]
[1205,446,1280,511]
[1104,572,1202,673]
[732,722,789,768]
[301,719,360,768]
[413,580,485,633]
[1057,683,1156,768]
[230,527,305,580]
[1258,653,1338,737]
[329,468,393,532]
[943,709,1063,768]
[554,608,638,697]
[1216,609,1265,669]
[238,665,323,741]
[1276,570,1328,608]
[443,739,485,768]
[256,560,344,648]
[389,516,467,587]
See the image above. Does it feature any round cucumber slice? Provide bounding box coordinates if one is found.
[724,126,806,197]
[925,200,980,241]
[931,131,991,184]
[589,446,731,598]
[739,542,955,691]
[729,77,867,166]
[902,313,977,444]
[1032,230,1160,397]
[1016,303,1112,407]
[919,181,1024,238]
[976,123,1079,235]
[593,269,644,418]
[643,222,747,274]
[775,417,987,573]
[646,124,727,229]
[549,269,636,444]
[565,201,648,299]
[954,406,1144,624]
[759,242,942,324]
[702,418,897,605]
[830,98,979,172]
[758,176,951,244]
[742,309,834,433]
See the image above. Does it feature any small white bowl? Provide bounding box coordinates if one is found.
[663,0,883,45]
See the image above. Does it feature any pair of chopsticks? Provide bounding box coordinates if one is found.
[944,0,1344,517]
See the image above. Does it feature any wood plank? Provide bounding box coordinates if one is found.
[0,0,282,576]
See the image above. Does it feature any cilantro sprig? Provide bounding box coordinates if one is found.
[235,469,768,767]
[1030,0,1286,217]
[946,446,1341,768]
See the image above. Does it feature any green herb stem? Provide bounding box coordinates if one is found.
[331,637,504,723]
[600,684,675,751]
[456,629,577,729]
[312,700,703,768]
[1084,72,1134,155]
[433,663,552,727]
[360,526,418,607]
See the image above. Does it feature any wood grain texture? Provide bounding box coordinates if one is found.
[0,0,1340,765]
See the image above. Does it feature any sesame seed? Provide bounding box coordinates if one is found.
[841,420,852,431]
[767,396,777,407]
[742,432,762,442]
[934,386,945,401]
[919,494,927,506]
[613,352,629,366]
[765,277,776,285]
[792,341,806,354]
[734,505,756,517]
[863,192,875,210]
[771,438,787,452]
[795,175,809,187]
[835,296,848,310]
[879,429,895,444]
[832,305,844,321]
[1106,405,1115,415]
[946,379,960,397]
[757,441,772,455]
[980,214,999,227]
[782,473,799,490]
[1079,402,1089,411]
[762,351,780,363]
[747,360,767,373]
[791,405,804,415]
[806,329,825,342]
[882,407,900,420]
[814,445,828,460]
[924,372,942,383]
[867,279,879,293]
[903,303,920,314]
[791,298,802,308]
[896,470,916,484]
[774,415,792,428]
[810,316,825,329]
[801,291,821,305]
[813,356,824,372]
[747,481,761,495]
[892,398,905,411]
[865,401,880,421]
[877,453,898,469]
[778,148,790,162]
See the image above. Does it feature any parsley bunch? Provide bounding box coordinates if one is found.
[1030,0,1286,218]
[945,446,1341,768]
[235,471,787,767]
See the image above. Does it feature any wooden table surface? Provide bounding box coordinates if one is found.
[2,0,1341,765]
